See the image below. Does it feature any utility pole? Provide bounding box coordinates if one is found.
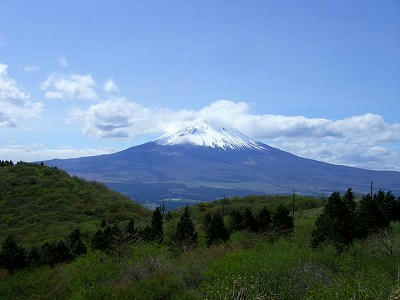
[370,181,373,198]
[222,194,225,217]
[292,188,295,223]
[162,199,166,216]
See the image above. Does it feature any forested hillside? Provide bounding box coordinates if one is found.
[0,162,150,246]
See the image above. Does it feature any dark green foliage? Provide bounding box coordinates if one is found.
[203,213,212,230]
[206,214,229,246]
[230,209,244,232]
[311,192,353,250]
[357,193,389,239]
[380,190,395,221]
[243,208,259,232]
[68,229,86,259]
[91,226,115,251]
[41,241,70,266]
[394,197,400,221]
[176,207,198,247]
[27,247,41,266]
[139,225,154,242]
[0,235,27,272]
[258,206,271,232]
[272,205,294,233]
[151,207,164,242]
[126,220,138,241]
[343,188,356,214]
[56,240,71,263]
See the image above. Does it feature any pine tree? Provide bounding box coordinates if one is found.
[243,208,259,232]
[311,192,353,251]
[357,193,388,238]
[176,207,198,247]
[27,246,41,266]
[68,229,86,258]
[55,240,71,263]
[91,228,108,251]
[203,213,212,230]
[343,188,356,214]
[230,209,244,232]
[151,207,163,242]
[126,219,138,241]
[381,190,395,222]
[206,214,229,246]
[41,242,56,266]
[258,206,271,232]
[272,205,294,234]
[0,235,27,272]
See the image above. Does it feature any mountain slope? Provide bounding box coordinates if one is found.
[0,163,150,246]
[44,122,400,207]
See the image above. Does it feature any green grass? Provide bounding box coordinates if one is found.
[0,163,150,246]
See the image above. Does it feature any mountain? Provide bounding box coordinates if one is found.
[44,121,400,208]
[0,162,150,246]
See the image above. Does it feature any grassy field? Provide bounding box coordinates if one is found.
[0,163,150,246]
[1,194,399,299]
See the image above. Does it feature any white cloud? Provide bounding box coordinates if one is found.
[0,63,43,128]
[0,144,115,162]
[104,79,118,94]
[41,73,97,100]
[58,56,68,67]
[70,99,400,170]
[23,65,40,73]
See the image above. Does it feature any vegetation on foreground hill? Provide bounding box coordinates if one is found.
[0,162,150,246]
[1,179,400,299]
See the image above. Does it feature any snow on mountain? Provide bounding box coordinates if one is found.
[155,121,266,151]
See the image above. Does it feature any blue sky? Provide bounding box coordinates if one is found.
[0,1,399,170]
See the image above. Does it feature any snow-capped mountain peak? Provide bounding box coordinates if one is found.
[155,121,266,151]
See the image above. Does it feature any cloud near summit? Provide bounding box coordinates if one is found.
[71,98,400,170]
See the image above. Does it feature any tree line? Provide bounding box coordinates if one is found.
[0,229,86,272]
[312,188,400,252]
[0,160,14,167]
[0,203,295,272]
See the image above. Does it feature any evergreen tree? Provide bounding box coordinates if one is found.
[0,235,27,272]
[206,214,229,246]
[357,193,388,238]
[343,188,356,214]
[230,209,244,232]
[91,228,109,251]
[27,246,41,266]
[55,240,71,263]
[68,229,86,258]
[203,213,212,230]
[393,197,400,221]
[381,190,395,222]
[243,208,258,232]
[41,242,57,266]
[126,219,138,241]
[151,207,163,242]
[258,206,271,232]
[176,207,198,247]
[311,192,353,251]
[272,205,294,233]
